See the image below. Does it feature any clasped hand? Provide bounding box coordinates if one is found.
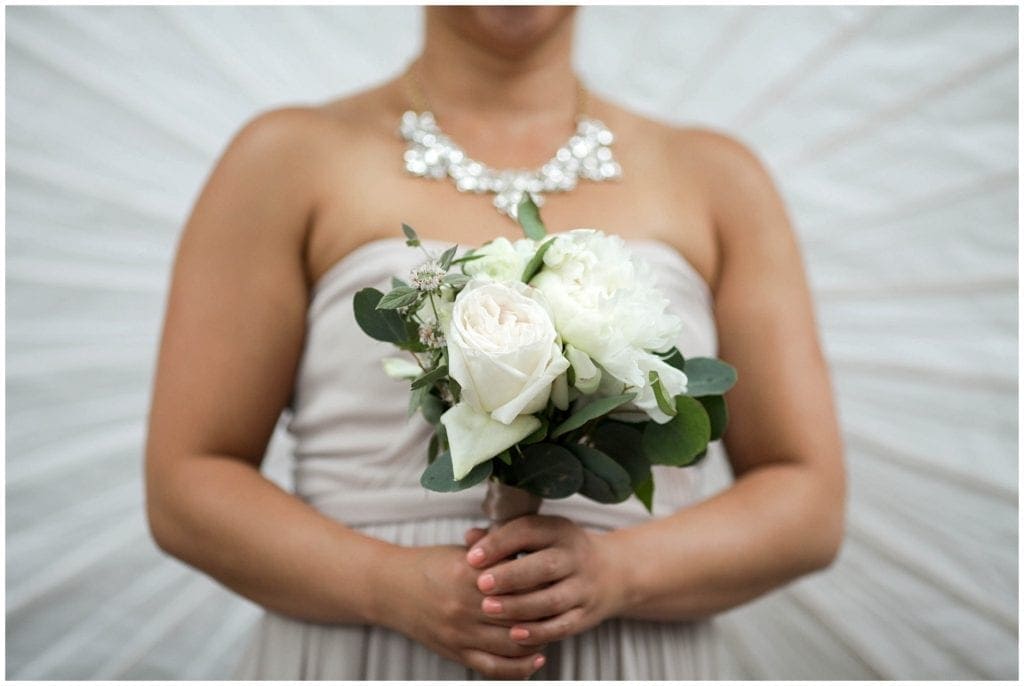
[465,514,624,652]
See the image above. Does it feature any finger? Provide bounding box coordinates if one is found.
[466,623,541,658]
[464,527,489,547]
[466,515,570,568]
[476,548,572,595]
[481,579,582,622]
[461,648,546,679]
[508,606,588,646]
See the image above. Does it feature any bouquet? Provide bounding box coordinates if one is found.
[353,197,736,525]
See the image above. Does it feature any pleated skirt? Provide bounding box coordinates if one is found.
[231,516,719,680]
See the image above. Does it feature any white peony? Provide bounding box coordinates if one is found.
[442,279,570,478]
[529,229,687,423]
[462,237,537,283]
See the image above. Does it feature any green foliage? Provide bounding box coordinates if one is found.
[698,395,729,441]
[438,244,459,270]
[521,237,556,282]
[420,391,445,425]
[443,273,471,288]
[410,365,449,390]
[402,223,420,247]
[589,421,654,512]
[421,451,492,492]
[377,285,420,310]
[570,444,632,504]
[649,371,677,417]
[354,288,410,345]
[550,393,637,438]
[634,475,654,513]
[658,347,686,372]
[642,396,711,466]
[516,195,547,240]
[509,443,583,498]
[682,357,737,397]
[522,417,549,444]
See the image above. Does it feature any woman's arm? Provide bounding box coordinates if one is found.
[144,108,544,678]
[461,130,846,642]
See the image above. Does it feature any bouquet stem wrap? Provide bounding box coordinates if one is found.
[482,479,541,527]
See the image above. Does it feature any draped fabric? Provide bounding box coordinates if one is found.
[6,6,1017,679]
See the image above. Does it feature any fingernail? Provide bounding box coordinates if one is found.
[467,547,485,564]
[533,655,545,669]
[511,627,530,641]
[482,597,502,614]
[477,573,495,592]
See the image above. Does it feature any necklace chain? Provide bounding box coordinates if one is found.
[398,62,620,220]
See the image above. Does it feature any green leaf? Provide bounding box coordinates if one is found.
[410,364,449,390]
[443,273,471,288]
[516,195,547,240]
[420,451,492,492]
[569,444,632,504]
[698,395,729,441]
[683,357,737,397]
[509,443,583,499]
[420,391,445,425]
[438,244,459,270]
[521,237,556,283]
[634,475,655,513]
[354,288,409,344]
[408,384,427,418]
[391,276,409,289]
[377,285,420,310]
[589,421,651,488]
[402,223,420,247]
[550,393,637,438]
[522,417,548,444]
[649,371,677,417]
[427,431,440,464]
[642,396,711,466]
[451,253,485,266]
[496,450,512,466]
[658,346,686,372]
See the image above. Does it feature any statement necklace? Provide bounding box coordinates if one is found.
[398,65,622,220]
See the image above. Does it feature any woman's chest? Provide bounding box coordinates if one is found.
[304,126,717,290]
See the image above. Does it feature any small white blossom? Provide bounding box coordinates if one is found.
[410,260,445,291]
[418,323,446,349]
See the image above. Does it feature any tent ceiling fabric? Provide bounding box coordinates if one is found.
[6,5,1017,680]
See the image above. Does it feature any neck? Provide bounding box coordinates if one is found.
[411,11,580,133]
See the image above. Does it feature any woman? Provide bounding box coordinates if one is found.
[144,6,845,680]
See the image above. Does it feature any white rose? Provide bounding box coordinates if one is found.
[530,229,687,423]
[463,237,536,282]
[441,279,570,478]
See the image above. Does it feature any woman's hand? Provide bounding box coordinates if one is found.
[463,515,626,648]
[380,543,548,679]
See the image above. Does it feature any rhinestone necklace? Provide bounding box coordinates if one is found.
[398,64,622,220]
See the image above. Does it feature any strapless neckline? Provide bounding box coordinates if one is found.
[310,235,713,303]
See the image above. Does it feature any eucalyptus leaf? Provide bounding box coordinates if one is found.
[589,421,650,488]
[392,276,409,289]
[698,394,729,441]
[443,273,471,288]
[427,431,440,464]
[634,475,655,513]
[569,444,632,504]
[516,195,547,240]
[649,371,677,417]
[354,288,409,344]
[683,357,737,397]
[420,451,492,492]
[521,237,556,283]
[402,223,420,247]
[523,417,549,444]
[408,385,427,418]
[438,244,459,270]
[550,393,637,438]
[509,443,583,499]
[377,285,420,310]
[411,365,449,390]
[642,396,711,466]
[658,347,686,372]
[420,391,445,425]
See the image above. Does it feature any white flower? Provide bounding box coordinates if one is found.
[463,237,536,282]
[409,259,445,291]
[530,229,687,423]
[442,279,570,478]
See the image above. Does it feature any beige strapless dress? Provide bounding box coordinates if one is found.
[231,237,724,680]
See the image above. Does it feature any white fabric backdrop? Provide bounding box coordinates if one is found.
[6,5,1017,679]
